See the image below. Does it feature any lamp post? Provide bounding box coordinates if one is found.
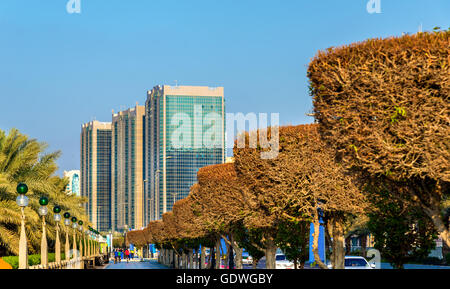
[53,206,62,263]
[88,227,92,256]
[78,221,83,258]
[63,212,71,260]
[38,196,49,267]
[84,229,88,257]
[71,216,78,259]
[16,183,29,269]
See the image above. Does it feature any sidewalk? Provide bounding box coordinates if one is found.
[105,259,169,269]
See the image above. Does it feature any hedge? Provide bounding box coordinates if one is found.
[2,253,66,269]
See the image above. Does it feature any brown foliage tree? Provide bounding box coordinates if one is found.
[309,31,450,246]
[194,163,250,268]
[233,124,367,268]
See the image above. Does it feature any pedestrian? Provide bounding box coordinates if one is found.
[125,249,130,263]
[114,250,118,264]
[118,249,122,263]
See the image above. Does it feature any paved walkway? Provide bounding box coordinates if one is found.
[105,259,169,269]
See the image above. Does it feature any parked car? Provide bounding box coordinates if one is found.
[327,256,375,269]
[242,253,253,265]
[275,254,295,269]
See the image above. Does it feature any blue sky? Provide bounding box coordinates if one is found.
[0,0,448,174]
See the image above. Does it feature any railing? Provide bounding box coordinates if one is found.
[28,254,108,269]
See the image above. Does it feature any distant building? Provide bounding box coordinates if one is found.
[145,85,225,222]
[64,170,81,196]
[80,121,112,232]
[226,157,235,163]
[111,105,145,232]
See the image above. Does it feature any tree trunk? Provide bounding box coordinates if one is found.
[265,237,277,269]
[234,246,243,269]
[201,246,206,269]
[189,249,194,269]
[294,259,298,269]
[312,216,328,269]
[345,236,352,255]
[361,234,367,258]
[333,218,345,269]
[224,242,230,269]
[252,258,259,269]
[175,253,179,269]
[215,238,221,269]
[209,247,215,269]
[424,207,450,248]
[326,220,335,269]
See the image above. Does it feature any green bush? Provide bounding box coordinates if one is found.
[2,253,67,269]
[445,253,450,265]
[2,256,19,269]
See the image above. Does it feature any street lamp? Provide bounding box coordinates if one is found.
[38,196,49,267]
[71,216,78,259]
[78,220,84,258]
[16,183,29,269]
[63,212,71,260]
[53,206,62,263]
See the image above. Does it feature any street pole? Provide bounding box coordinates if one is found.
[78,221,83,258]
[84,231,87,257]
[38,197,49,267]
[41,216,48,266]
[72,217,78,260]
[55,222,61,263]
[64,213,71,260]
[19,207,28,269]
[16,183,29,269]
[53,206,62,264]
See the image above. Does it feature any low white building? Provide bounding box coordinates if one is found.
[64,170,81,196]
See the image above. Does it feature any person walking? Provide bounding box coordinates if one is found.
[125,249,130,263]
[114,250,118,264]
[118,249,122,263]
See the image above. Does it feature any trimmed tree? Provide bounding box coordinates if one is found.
[233,124,367,269]
[309,30,450,246]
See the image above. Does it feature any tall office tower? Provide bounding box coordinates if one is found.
[145,85,225,222]
[80,121,112,232]
[111,105,145,232]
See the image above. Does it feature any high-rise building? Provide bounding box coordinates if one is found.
[111,105,145,232]
[145,85,225,222]
[80,121,112,232]
[64,170,81,196]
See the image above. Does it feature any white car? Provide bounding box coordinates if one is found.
[275,254,295,269]
[242,255,253,265]
[327,256,376,269]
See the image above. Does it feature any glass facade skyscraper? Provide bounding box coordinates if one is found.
[145,85,225,222]
[80,121,112,232]
[111,105,145,232]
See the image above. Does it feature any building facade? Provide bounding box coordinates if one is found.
[145,85,225,222]
[111,105,145,232]
[80,121,112,232]
[64,170,81,196]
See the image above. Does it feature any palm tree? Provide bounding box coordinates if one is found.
[0,128,90,256]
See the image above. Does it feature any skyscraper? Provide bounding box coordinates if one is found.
[111,105,145,232]
[80,121,112,232]
[145,85,225,222]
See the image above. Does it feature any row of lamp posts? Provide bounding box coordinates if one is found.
[15,182,101,269]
